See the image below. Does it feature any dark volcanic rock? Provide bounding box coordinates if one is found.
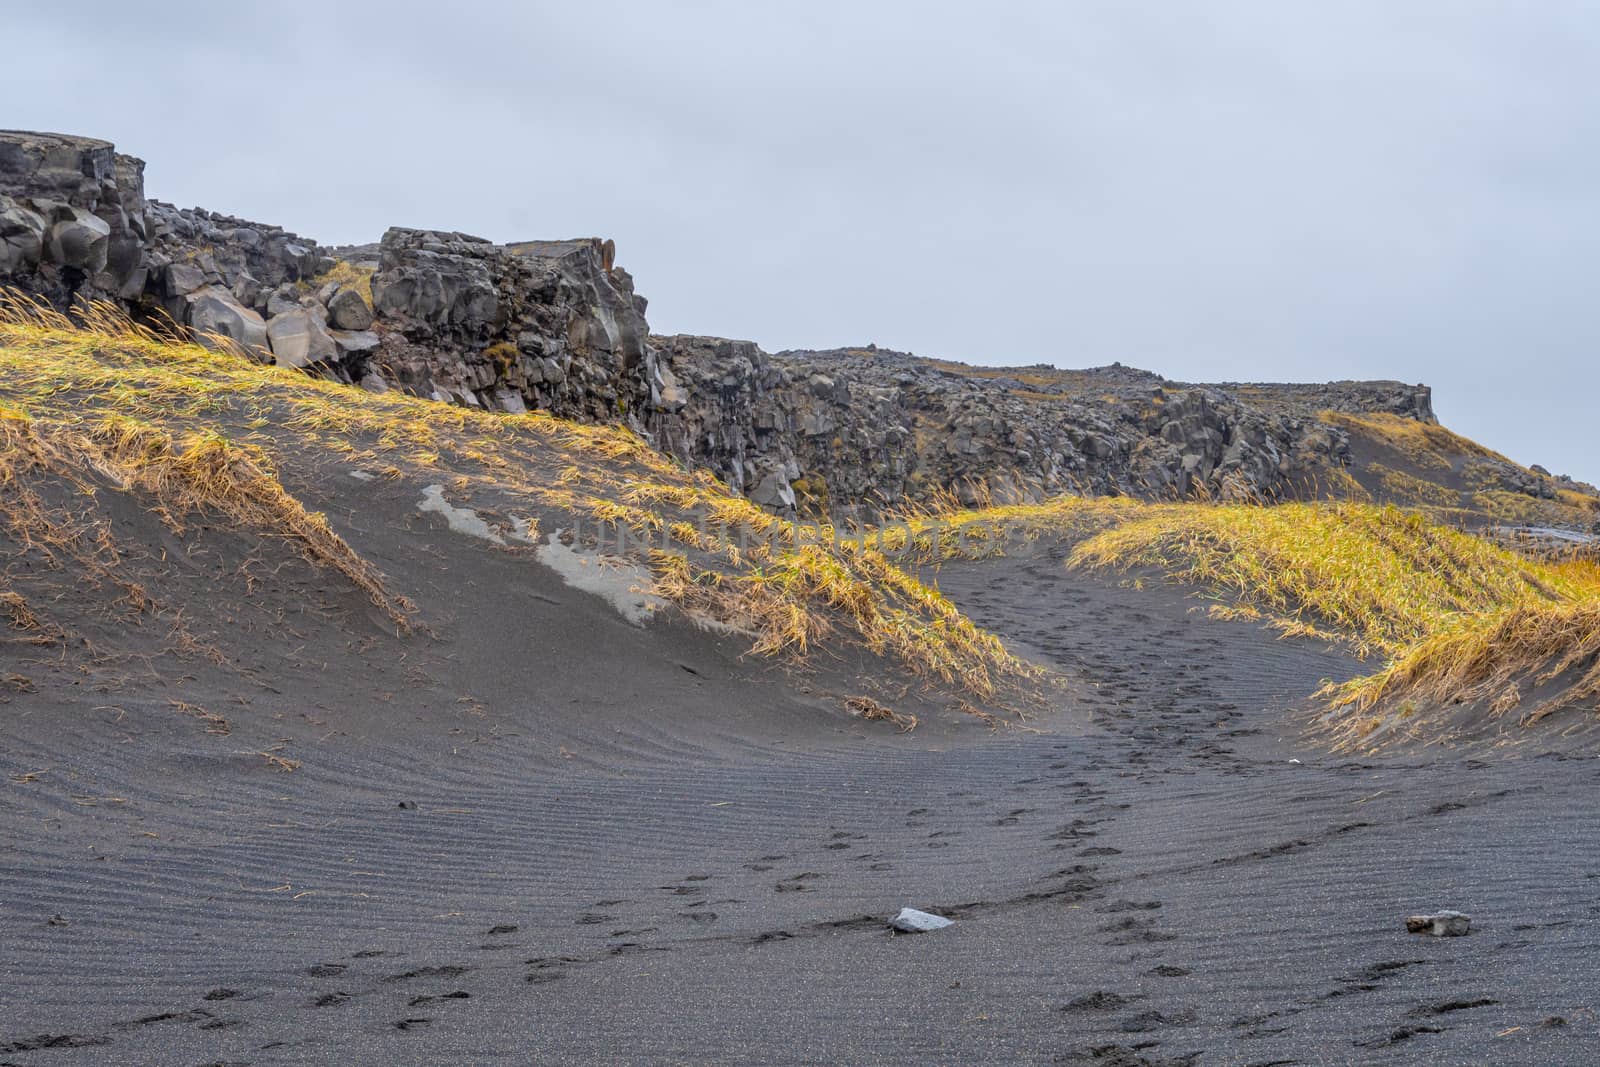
[645,340,1432,521]
[365,228,666,422]
[0,130,147,301]
[327,285,374,331]
[186,286,269,357]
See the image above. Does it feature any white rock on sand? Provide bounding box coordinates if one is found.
[890,907,953,933]
[1406,911,1471,937]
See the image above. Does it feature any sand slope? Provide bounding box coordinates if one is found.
[3,488,1599,1064]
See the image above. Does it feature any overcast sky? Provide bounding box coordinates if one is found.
[9,1,1597,481]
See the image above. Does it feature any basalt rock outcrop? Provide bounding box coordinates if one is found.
[358,228,670,422]
[646,340,1439,521]
[0,131,148,302]
[0,132,359,370]
[0,132,333,323]
[4,130,1578,526]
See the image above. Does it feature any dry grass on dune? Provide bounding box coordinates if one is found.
[1321,586,1600,741]
[1,400,413,629]
[1470,489,1600,530]
[895,494,1595,658]
[1064,501,1600,658]
[904,492,1600,740]
[1369,463,1461,509]
[1324,409,1600,526]
[0,294,1030,703]
[11,296,1591,731]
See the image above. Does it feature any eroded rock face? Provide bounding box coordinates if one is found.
[642,341,1436,521]
[363,228,662,421]
[0,130,147,300]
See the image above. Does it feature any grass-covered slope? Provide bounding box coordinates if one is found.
[0,296,1029,707]
[1066,501,1600,658]
[1322,601,1600,737]
[1324,410,1600,529]
[905,494,1600,746]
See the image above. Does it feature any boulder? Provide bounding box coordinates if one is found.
[750,470,796,511]
[266,308,339,369]
[493,389,528,414]
[327,285,373,330]
[45,206,110,273]
[231,272,263,309]
[117,264,149,300]
[163,260,207,297]
[0,198,46,273]
[265,286,304,318]
[187,286,269,357]
[330,329,381,358]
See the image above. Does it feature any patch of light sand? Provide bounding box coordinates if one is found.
[419,484,505,545]
[535,531,663,626]
[419,486,660,624]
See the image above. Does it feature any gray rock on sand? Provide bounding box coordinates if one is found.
[1406,910,1470,937]
[890,907,952,933]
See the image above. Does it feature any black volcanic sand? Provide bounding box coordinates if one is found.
[3,477,1599,1065]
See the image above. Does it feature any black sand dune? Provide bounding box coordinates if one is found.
[4,478,1600,1065]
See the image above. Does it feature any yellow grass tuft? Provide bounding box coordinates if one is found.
[302,260,375,303]
[1321,599,1600,741]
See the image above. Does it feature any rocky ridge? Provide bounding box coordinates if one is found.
[1,130,1584,524]
[648,339,1444,520]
